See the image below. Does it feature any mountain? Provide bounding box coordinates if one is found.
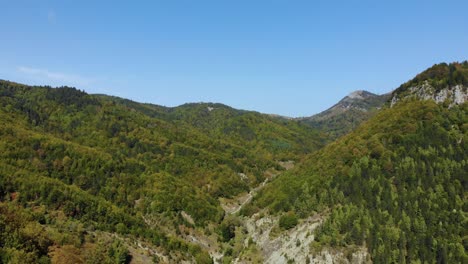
[298,90,391,139]
[245,62,467,263]
[0,79,324,263]
[0,61,467,264]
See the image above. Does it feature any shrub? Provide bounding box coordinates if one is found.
[279,211,298,230]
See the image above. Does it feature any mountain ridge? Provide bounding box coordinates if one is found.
[297,90,391,139]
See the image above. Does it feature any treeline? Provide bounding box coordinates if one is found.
[397,61,468,92]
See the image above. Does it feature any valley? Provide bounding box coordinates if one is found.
[0,61,467,263]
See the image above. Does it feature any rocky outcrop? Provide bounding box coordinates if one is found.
[391,82,467,107]
[238,213,371,264]
[310,248,371,264]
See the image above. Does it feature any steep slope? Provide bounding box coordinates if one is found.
[249,101,467,263]
[391,61,468,106]
[0,80,324,263]
[299,90,391,139]
[244,62,467,263]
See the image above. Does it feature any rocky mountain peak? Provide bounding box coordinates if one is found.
[346,90,374,100]
[334,90,387,111]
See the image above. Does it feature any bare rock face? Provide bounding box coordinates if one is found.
[310,248,371,264]
[347,90,367,100]
[237,213,371,264]
[391,82,467,107]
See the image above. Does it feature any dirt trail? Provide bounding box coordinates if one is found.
[227,175,270,214]
[221,161,295,215]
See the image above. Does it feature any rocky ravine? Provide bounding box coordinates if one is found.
[214,160,371,264]
[234,212,370,264]
[217,160,372,264]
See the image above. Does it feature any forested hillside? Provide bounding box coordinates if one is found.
[0,61,466,264]
[0,80,323,263]
[247,64,467,262]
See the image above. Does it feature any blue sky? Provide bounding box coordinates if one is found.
[1,1,467,117]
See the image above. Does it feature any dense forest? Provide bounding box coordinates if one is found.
[248,62,468,263]
[0,80,323,263]
[0,61,467,263]
[249,100,467,262]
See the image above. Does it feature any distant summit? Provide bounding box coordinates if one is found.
[298,90,390,139]
[347,90,372,99]
[330,90,388,113]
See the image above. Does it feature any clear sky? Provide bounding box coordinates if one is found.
[1,1,467,117]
